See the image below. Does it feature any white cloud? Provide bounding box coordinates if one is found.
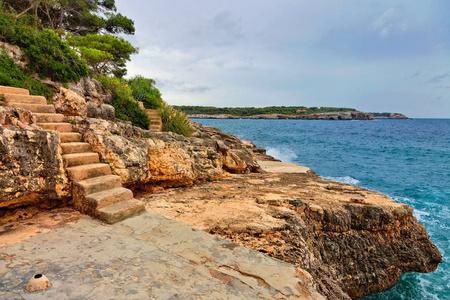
[370,8,408,38]
[116,0,450,118]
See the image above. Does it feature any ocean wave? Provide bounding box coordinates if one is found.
[413,209,431,223]
[323,176,360,185]
[266,147,298,164]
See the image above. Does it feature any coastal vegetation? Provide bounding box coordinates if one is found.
[173,105,357,116]
[0,0,191,135]
[0,52,53,98]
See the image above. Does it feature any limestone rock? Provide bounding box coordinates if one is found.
[0,41,26,68]
[86,102,115,121]
[83,132,151,186]
[0,127,69,209]
[0,107,39,130]
[68,77,112,103]
[144,172,442,300]
[146,138,196,187]
[53,88,87,117]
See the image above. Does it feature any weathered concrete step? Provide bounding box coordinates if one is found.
[61,142,91,154]
[38,122,73,132]
[74,175,122,196]
[0,86,29,95]
[34,113,65,123]
[3,94,46,105]
[7,103,55,113]
[86,187,134,210]
[66,163,111,181]
[97,199,145,224]
[62,152,99,167]
[60,132,82,143]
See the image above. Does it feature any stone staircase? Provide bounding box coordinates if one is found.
[0,86,145,224]
[137,101,162,132]
[146,109,162,132]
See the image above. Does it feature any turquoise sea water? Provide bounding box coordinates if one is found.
[192,118,449,300]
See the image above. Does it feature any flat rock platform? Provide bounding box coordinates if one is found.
[0,212,323,299]
[257,161,311,173]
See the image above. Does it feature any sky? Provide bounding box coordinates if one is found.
[115,0,450,118]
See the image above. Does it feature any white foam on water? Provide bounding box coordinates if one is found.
[323,176,360,185]
[266,147,298,164]
[413,209,431,223]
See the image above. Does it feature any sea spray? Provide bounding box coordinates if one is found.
[266,147,298,164]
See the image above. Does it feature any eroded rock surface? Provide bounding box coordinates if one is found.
[0,127,69,210]
[0,213,324,299]
[71,117,259,189]
[141,172,442,299]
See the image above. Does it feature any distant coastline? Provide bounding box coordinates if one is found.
[175,106,408,120]
[187,111,409,120]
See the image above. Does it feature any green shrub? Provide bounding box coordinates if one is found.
[0,52,53,98]
[127,76,163,109]
[96,75,150,129]
[159,104,193,137]
[0,13,90,83]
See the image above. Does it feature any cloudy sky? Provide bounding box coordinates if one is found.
[115,0,450,118]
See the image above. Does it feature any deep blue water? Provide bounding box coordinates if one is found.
[192,118,449,300]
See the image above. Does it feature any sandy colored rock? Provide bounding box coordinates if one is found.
[141,171,442,299]
[53,87,87,117]
[0,213,324,299]
[0,127,69,209]
[258,160,311,173]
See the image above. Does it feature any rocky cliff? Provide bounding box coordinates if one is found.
[144,171,442,299]
[0,78,441,299]
[0,86,259,215]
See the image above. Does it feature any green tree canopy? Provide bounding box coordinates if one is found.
[68,33,137,77]
[1,0,134,35]
[127,76,163,109]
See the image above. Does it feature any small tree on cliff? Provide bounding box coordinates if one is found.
[68,33,137,77]
[1,0,134,35]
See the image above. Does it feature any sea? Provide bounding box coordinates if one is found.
[192,118,449,300]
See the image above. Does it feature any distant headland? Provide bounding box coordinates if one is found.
[174,106,409,120]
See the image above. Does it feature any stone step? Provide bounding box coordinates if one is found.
[7,103,55,113]
[61,142,91,154]
[86,187,134,210]
[60,132,82,143]
[3,94,46,105]
[66,163,111,181]
[97,199,145,224]
[34,113,65,123]
[38,122,73,132]
[62,152,99,167]
[0,86,29,95]
[74,175,122,196]
[147,114,160,118]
